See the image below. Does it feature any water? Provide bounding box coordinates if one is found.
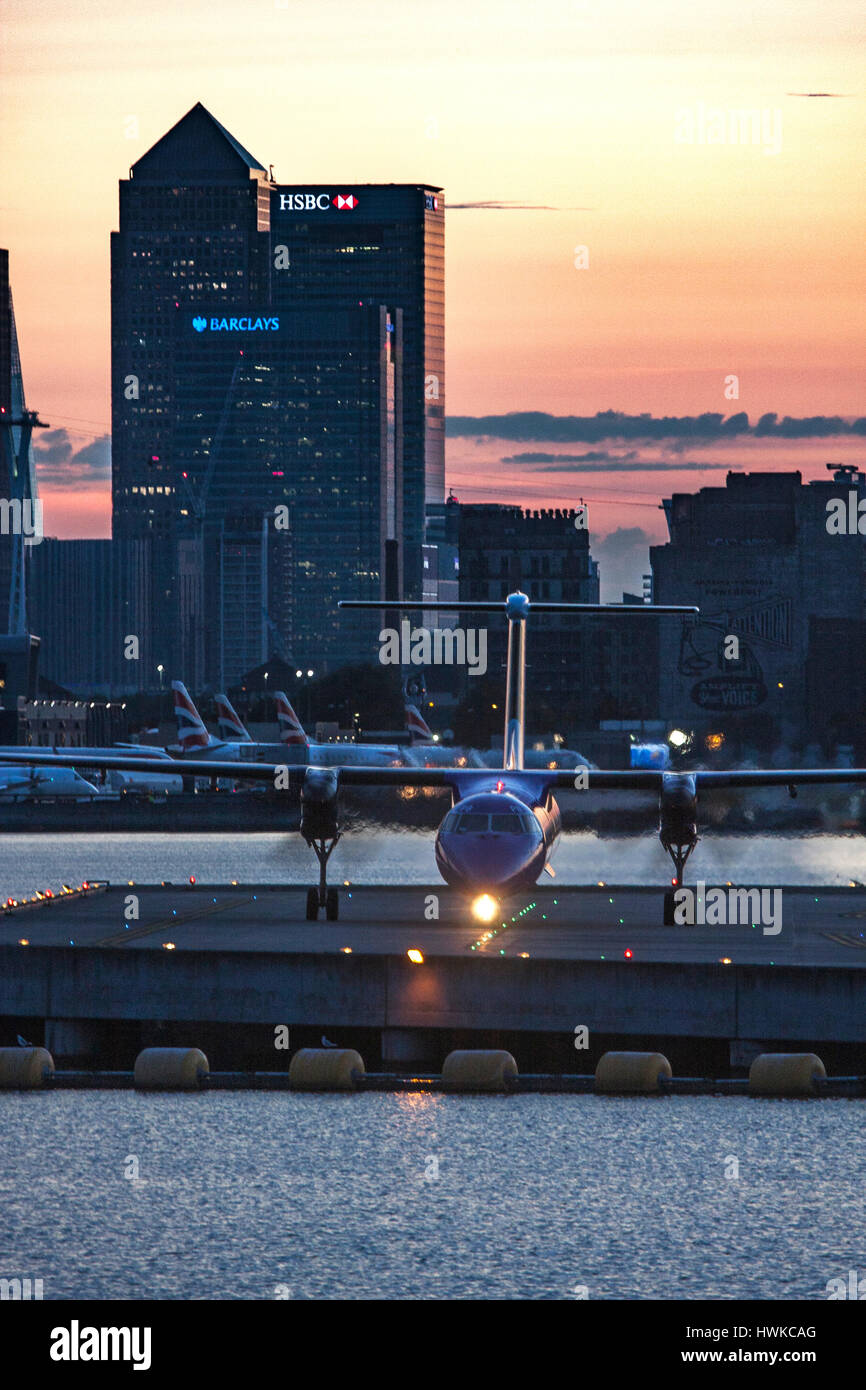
[0,1091,862,1300]
[2,831,863,1300]
[0,829,864,900]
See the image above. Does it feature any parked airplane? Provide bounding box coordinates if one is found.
[403,701,487,768]
[272,690,405,768]
[171,681,240,758]
[0,765,101,800]
[11,592,866,923]
[403,700,590,771]
[215,694,253,744]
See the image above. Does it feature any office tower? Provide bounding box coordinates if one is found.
[0,248,40,636]
[111,103,444,679]
[651,468,866,754]
[28,539,151,693]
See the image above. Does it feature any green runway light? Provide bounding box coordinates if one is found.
[619,919,624,924]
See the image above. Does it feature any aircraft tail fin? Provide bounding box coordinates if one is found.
[171,681,212,750]
[215,694,253,743]
[274,691,309,746]
[405,701,434,745]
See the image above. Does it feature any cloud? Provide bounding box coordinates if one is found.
[446,200,594,211]
[786,92,849,97]
[500,450,731,471]
[502,450,640,464]
[33,430,111,486]
[592,527,654,604]
[447,410,865,442]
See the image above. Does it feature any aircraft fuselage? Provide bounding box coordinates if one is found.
[434,779,561,896]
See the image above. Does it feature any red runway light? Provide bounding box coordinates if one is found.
[623,948,633,959]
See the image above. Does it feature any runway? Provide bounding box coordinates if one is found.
[3,881,866,967]
[3,883,866,1068]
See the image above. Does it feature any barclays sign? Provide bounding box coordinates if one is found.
[191,314,280,333]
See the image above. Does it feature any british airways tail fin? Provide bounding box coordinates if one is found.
[171,681,212,750]
[215,694,253,743]
[405,701,434,745]
[274,691,309,746]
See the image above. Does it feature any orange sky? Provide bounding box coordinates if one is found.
[1,0,864,554]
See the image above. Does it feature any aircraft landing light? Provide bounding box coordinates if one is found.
[340,946,352,954]
[471,894,499,924]
[18,938,28,946]
[163,941,176,951]
[407,948,424,964]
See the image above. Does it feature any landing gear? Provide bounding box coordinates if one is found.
[662,840,696,925]
[299,767,342,921]
[304,834,341,920]
[659,775,699,925]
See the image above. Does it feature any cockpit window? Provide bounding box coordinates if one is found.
[453,813,489,833]
[444,809,537,834]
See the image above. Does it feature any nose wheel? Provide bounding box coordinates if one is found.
[304,835,341,920]
[662,839,696,925]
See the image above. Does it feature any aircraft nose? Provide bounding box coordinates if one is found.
[439,832,539,892]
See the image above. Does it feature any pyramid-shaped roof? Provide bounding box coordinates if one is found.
[131,103,267,183]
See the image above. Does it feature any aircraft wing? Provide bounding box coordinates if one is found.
[0,751,286,782]
[5,753,866,794]
[693,769,866,788]
[0,750,455,788]
[546,768,866,791]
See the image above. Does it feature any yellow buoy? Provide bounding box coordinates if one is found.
[441,1049,518,1092]
[595,1051,672,1094]
[133,1047,209,1090]
[0,1047,54,1089]
[748,1052,826,1097]
[288,1048,365,1090]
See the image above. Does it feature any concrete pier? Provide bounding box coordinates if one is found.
[1,883,865,1071]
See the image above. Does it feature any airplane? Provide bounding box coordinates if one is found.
[404,699,590,771]
[402,701,488,768]
[272,690,405,768]
[170,681,240,758]
[9,591,866,924]
[215,694,253,744]
[0,764,102,800]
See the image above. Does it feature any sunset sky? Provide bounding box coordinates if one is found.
[2,0,864,593]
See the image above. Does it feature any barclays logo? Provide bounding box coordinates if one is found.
[191,315,280,333]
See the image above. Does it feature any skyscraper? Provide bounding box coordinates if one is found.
[111,103,444,681]
[0,248,40,636]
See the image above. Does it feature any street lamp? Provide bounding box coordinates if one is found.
[157,664,164,689]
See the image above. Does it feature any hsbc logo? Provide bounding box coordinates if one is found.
[278,193,358,212]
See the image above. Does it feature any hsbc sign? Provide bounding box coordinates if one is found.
[278,192,359,211]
